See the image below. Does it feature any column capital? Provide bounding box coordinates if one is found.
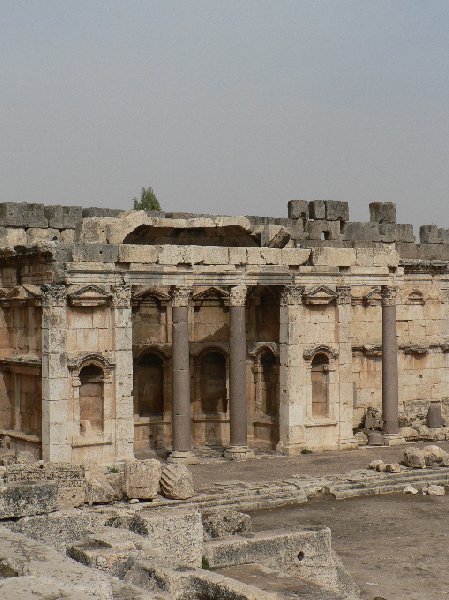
[229,284,247,307]
[41,284,67,307]
[280,285,305,306]
[381,285,397,306]
[111,284,132,308]
[336,285,352,305]
[171,285,191,307]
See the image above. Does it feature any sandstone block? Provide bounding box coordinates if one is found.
[369,202,396,224]
[423,484,445,496]
[160,463,194,500]
[354,431,368,446]
[202,510,252,540]
[288,200,308,220]
[325,200,349,222]
[309,200,326,219]
[311,247,356,267]
[420,225,440,244]
[281,247,310,265]
[0,202,47,227]
[343,221,380,241]
[403,447,426,469]
[124,459,161,500]
[260,224,291,248]
[0,481,58,519]
[403,485,418,495]
[368,459,385,471]
[85,471,116,505]
[399,426,419,440]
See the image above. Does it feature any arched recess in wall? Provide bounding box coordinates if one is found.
[134,351,164,417]
[253,346,280,449]
[200,350,227,414]
[79,364,104,435]
[311,353,329,418]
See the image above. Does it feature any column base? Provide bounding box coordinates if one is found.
[167,451,199,465]
[383,433,406,447]
[224,445,255,461]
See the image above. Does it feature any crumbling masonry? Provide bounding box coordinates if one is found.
[0,199,448,464]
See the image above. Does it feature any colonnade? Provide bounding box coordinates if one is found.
[167,282,402,462]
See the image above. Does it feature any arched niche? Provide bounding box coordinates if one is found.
[311,353,329,418]
[79,364,104,434]
[134,352,164,417]
[200,350,227,414]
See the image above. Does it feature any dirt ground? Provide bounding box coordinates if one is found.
[190,441,449,489]
[248,494,449,600]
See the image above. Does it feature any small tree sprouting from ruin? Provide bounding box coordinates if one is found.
[133,186,162,212]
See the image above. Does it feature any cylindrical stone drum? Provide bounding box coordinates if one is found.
[426,401,443,429]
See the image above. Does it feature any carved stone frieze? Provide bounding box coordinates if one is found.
[336,285,351,305]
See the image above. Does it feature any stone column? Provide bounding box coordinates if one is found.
[381,285,403,444]
[41,284,71,463]
[224,284,254,460]
[336,286,357,449]
[168,286,197,464]
[112,284,135,460]
[277,285,306,455]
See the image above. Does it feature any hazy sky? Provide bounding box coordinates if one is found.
[1,1,449,233]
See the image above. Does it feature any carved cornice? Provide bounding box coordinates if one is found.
[248,342,279,359]
[67,352,115,374]
[41,284,67,307]
[336,285,351,305]
[229,284,247,307]
[280,285,305,306]
[111,284,132,308]
[303,344,339,361]
[192,286,230,306]
[132,287,170,307]
[68,284,111,307]
[401,259,448,275]
[400,343,429,355]
[303,285,337,305]
[406,290,425,305]
[171,285,191,307]
[381,285,397,306]
[365,287,382,306]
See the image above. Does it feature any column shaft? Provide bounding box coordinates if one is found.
[172,305,191,452]
[229,304,247,447]
[382,287,399,435]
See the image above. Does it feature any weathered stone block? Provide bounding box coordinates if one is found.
[343,221,380,241]
[0,481,58,518]
[260,224,291,248]
[160,463,194,500]
[44,205,83,229]
[396,224,415,243]
[403,447,426,468]
[124,459,161,500]
[420,225,440,244]
[288,200,308,220]
[311,247,356,267]
[0,202,47,228]
[309,200,326,219]
[306,220,341,241]
[72,243,119,262]
[369,202,396,224]
[325,200,349,222]
[202,510,252,540]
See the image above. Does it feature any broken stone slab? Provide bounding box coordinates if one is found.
[160,462,194,500]
[124,508,203,568]
[202,509,252,540]
[67,525,161,578]
[0,481,58,519]
[124,459,161,500]
[0,526,114,599]
[403,447,426,469]
[0,576,93,600]
[403,485,419,495]
[422,484,445,496]
[260,224,291,248]
[399,426,420,440]
[85,470,116,505]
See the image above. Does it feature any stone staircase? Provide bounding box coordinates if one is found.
[148,466,449,512]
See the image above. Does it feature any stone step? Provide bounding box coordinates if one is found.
[329,476,448,499]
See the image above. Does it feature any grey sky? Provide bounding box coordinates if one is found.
[1,1,449,233]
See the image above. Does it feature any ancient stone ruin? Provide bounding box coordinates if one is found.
[0,199,448,462]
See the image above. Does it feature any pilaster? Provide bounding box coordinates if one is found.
[112,284,134,460]
[336,285,357,449]
[41,284,70,462]
[277,285,306,456]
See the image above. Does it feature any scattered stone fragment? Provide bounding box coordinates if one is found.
[129,498,139,504]
[354,431,368,446]
[160,463,194,500]
[202,510,252,539]
[399,426,419,440]
[423,445,449,467]
[124,459,161,500]
[403,485,418,494]
[368,459,385,471]
[385,463,401,473]
[84,468,115,505]
[423,484,445,496]
[403,447,426,469]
